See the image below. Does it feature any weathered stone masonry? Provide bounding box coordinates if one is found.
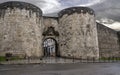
[0,1,43,57]
[117,32,120,51]
[42,16,60,56]
[97,23,120,57]
[42,16,59,43]
[58,7,99,59]
[0,1,119,59]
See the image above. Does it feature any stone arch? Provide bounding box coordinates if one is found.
[43,37,58,57]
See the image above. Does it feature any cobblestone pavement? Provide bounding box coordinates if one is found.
[0,63,120,75]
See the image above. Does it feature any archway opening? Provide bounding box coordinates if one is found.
[43,38,57,57]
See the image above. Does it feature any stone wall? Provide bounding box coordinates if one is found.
[0,1,43,58]
[117,31,120,54]
[58,7,99,59]
[42,16,60,56]
[97,23,120,57]
[43,16,58,32]
[0,1,119,59]
[42,16,59,42]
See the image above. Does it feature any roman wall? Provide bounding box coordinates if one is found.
[118,32,120,46]
[42,16,60,56]
[43,16,58,31]
[97,23,120,57]
[58,7,99,59]
[0,1,43,58]
[42,16,59,40]
[118,32,120,51]
[0,1,120,59]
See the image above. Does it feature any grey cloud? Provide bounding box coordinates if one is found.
[0,0,119,23]
[0,0,119,31]
[0,0,46,10]
[0,0,60,14]
[59,0,89,6]
[90,0,120,22]
[0,0,107,17]
[90,0,120,31]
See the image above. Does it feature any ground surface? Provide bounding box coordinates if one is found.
[0,63,120,75]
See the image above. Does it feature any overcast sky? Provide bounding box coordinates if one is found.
[0,0,120,31]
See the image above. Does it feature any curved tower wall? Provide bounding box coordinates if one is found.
[0,1,43,57]
[58,7,99,59]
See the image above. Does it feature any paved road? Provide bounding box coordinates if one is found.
[0,63,120,75]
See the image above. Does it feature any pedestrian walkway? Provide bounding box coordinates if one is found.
[0,57,119,64]
[0,57,78,64]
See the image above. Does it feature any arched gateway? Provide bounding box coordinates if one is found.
[42,26,59,57]
[43,38,57,57]
[0,1,120,60]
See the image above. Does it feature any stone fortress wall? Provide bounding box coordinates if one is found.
[117,31,120,53]
[43,16,58,32]
[42,16,59,45]
[58,7,99,59]
[0,1,43,57]
[97,23,120,58]
[0,1,119,59]
[42,16,60,56]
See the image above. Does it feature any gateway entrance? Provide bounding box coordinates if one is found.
[43,38,57,57]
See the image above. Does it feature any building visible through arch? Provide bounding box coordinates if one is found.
[43,38,57,57]
[0,1,119,59]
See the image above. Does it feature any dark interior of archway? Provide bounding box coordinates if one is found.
[43,38,58,57]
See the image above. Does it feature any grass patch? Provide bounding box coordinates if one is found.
[99,57,120,61]
[0,56,23,62]
[10,56,23,60]
[0,56,6,61]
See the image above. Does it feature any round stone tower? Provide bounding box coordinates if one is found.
[58,7,99,59]
[0,1,43,58]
